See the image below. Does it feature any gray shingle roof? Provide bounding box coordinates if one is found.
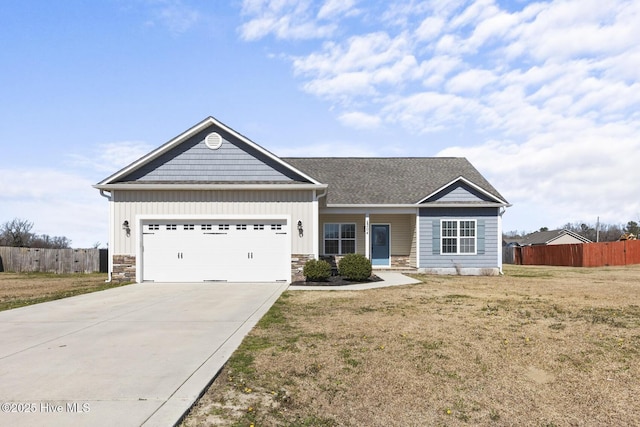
[520,229,592,245]
[282,157,507,205]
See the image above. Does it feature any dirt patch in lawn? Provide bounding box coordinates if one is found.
[182,265,640,426]
[0,272,124,311]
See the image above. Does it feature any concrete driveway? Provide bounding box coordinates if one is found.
[0,281,287,427]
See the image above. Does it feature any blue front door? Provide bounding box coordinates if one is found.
[371,224,390,266]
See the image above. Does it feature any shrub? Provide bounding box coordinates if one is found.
[338,253,372,281]
[303,259,332,282]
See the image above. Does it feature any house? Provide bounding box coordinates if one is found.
[519,229,592,246]
[94,117,510,283]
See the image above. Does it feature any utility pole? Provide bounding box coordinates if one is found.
[596,216,600,242]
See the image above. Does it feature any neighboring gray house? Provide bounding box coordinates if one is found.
[520,229,592,246]
[94,117,510,283]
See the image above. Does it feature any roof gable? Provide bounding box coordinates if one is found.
[97,117,319,186]
[419,177,500,204]
[521,229,592,245]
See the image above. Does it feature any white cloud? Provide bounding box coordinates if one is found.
[382,91,487,133]
[239,0,640,230]
[338,111,382,130]
[0,168,107,248]
[317,0,358,20]
[239,0,353,40]
[144,0,201,34]
[415,16,445,41]
[1,140,155,248]
[69,141,155,174]
[446,68,497,93]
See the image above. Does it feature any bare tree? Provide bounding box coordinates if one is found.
[0,218,72,248]
[0,218,34,247]
[30,234,72,249]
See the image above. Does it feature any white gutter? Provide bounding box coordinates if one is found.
[325,202,511,209]
[93,183,327,191]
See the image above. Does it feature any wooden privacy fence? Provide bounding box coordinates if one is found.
[0,247,107,274]
[513,240,640,267]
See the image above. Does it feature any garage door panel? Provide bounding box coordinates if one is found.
[141,220,289,283]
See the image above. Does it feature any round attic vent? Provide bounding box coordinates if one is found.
[205,132,223,150]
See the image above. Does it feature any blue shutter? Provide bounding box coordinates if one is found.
[477,220,485,255]
[432,221,440,255]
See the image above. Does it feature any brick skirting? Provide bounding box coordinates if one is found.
[291,254,315,282]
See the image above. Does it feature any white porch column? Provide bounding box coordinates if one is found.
[365,213,370,259]
[312,193,320,259]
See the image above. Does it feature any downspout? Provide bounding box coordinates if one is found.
[99,190,113,282]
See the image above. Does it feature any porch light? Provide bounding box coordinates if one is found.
[122,220,131,237]
[297,220,303,237]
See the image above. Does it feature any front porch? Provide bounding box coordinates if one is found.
[318,211,418,269]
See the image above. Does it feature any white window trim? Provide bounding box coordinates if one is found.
[323,223,357,255]
[440,219,477,255]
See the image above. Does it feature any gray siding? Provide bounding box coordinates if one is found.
[122,126,306,183]
[419,207,500,269]
[424,182,495,203]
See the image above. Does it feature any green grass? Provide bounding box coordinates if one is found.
[0,279,130,312]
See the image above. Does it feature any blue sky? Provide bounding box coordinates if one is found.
[1,0,639,247]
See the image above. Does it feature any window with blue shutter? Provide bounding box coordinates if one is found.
[434,219,482,255]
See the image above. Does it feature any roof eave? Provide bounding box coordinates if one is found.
[93,183,328,191]
[325,202,510,208]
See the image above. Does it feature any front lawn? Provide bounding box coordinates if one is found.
[182,264,640,426]
[0,273,128,311]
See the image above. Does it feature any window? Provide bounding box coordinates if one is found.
[201,224,212,231]
[166,224,177,231]
[441,220,476,254]
[271,224,282,231]
[218,224,229,231]
[253,224,265,230]
[324,223,356,255]
[184,224,195,230]
[236,224,247,230]
[148,224,160,231]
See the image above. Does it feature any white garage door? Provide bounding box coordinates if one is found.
[141,219,289,282]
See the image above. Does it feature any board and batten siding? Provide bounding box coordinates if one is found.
[111,189,316,255]
[419,207,500,271]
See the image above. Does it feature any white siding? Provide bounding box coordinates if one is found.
[111,190,315,256]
